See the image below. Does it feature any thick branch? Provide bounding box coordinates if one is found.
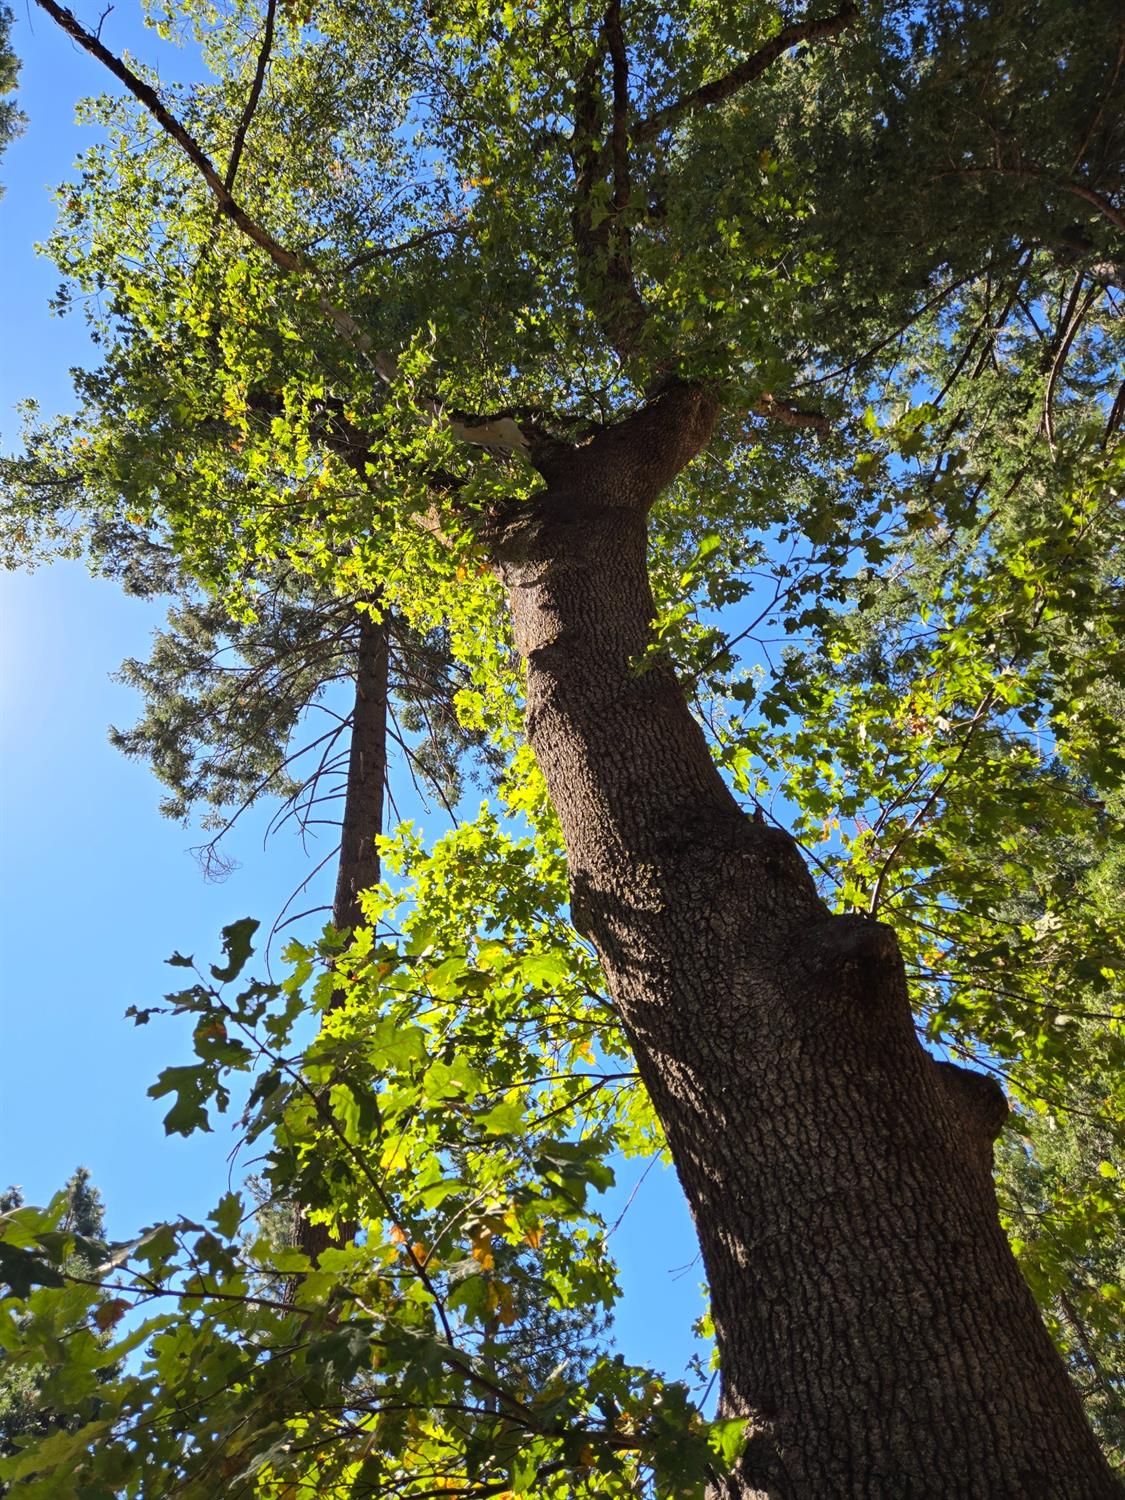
[932,165,1125,236]
[530,380,720,504]
[569,17,647,358]
[634,3,860,143]
[752,393,829,432]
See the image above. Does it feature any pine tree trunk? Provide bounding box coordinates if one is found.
[298,604,389,1266]
[487,387,1118,1499]
[332,606,389,933]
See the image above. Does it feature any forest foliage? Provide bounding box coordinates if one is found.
[0,5,22,176]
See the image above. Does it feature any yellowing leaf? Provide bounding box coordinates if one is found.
[497,1285,518,1327]
[93,1297,129,1332]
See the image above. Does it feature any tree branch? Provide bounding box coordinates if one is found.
[223,0,278,193]
[566,9,648,358]
[35,0,611,459]
[34,0,304,273]
[340,219,470,273]
[633,2,859,143]
[1041,280,1099,452]
[532,380,720,502]
[603,0,630,213]
[752,392,829,432]
[931,165,1125,236]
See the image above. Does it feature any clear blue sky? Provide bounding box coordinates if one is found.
[0,2,706,1383]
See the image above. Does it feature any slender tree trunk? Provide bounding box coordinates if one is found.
[332,607,390,934]
[487,386,1117,1498]
[298,605,389,1266]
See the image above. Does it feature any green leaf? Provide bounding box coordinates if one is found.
[210,1191,243,1238]
[0,1240,67,1295]
[477,1098,524,1135]
[210,917,259,983]
[708,1416,748,1467]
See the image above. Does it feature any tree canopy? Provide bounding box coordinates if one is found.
[0,6,23,182]
[0,0,1122,1494]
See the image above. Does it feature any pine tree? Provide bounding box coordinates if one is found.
[0,1169,111,1480]
[0,6,23,188]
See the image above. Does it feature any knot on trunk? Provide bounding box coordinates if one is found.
[798,913,901,994]
[791,913,912,1053]
[933,1059,1009,1169]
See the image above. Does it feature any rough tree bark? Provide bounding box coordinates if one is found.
[486,385,1118,1499]
[298,605,389,1265]
[331,607,390,934]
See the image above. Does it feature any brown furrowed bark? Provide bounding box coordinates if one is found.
[332,607,390,934]
[486,386,1118,1498]
[297,605,389,1267]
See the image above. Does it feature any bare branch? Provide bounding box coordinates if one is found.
[340,219,470,274]
[752,392,829,432]
[634,2,860,143]
[1041,280,1099,452]
[446,412,531,452]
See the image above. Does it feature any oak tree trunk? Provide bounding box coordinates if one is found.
[487,387,1118,1499]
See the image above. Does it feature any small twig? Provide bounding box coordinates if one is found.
[868,693,995,916]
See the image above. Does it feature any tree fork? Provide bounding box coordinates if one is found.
[488,389,1117,1498]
